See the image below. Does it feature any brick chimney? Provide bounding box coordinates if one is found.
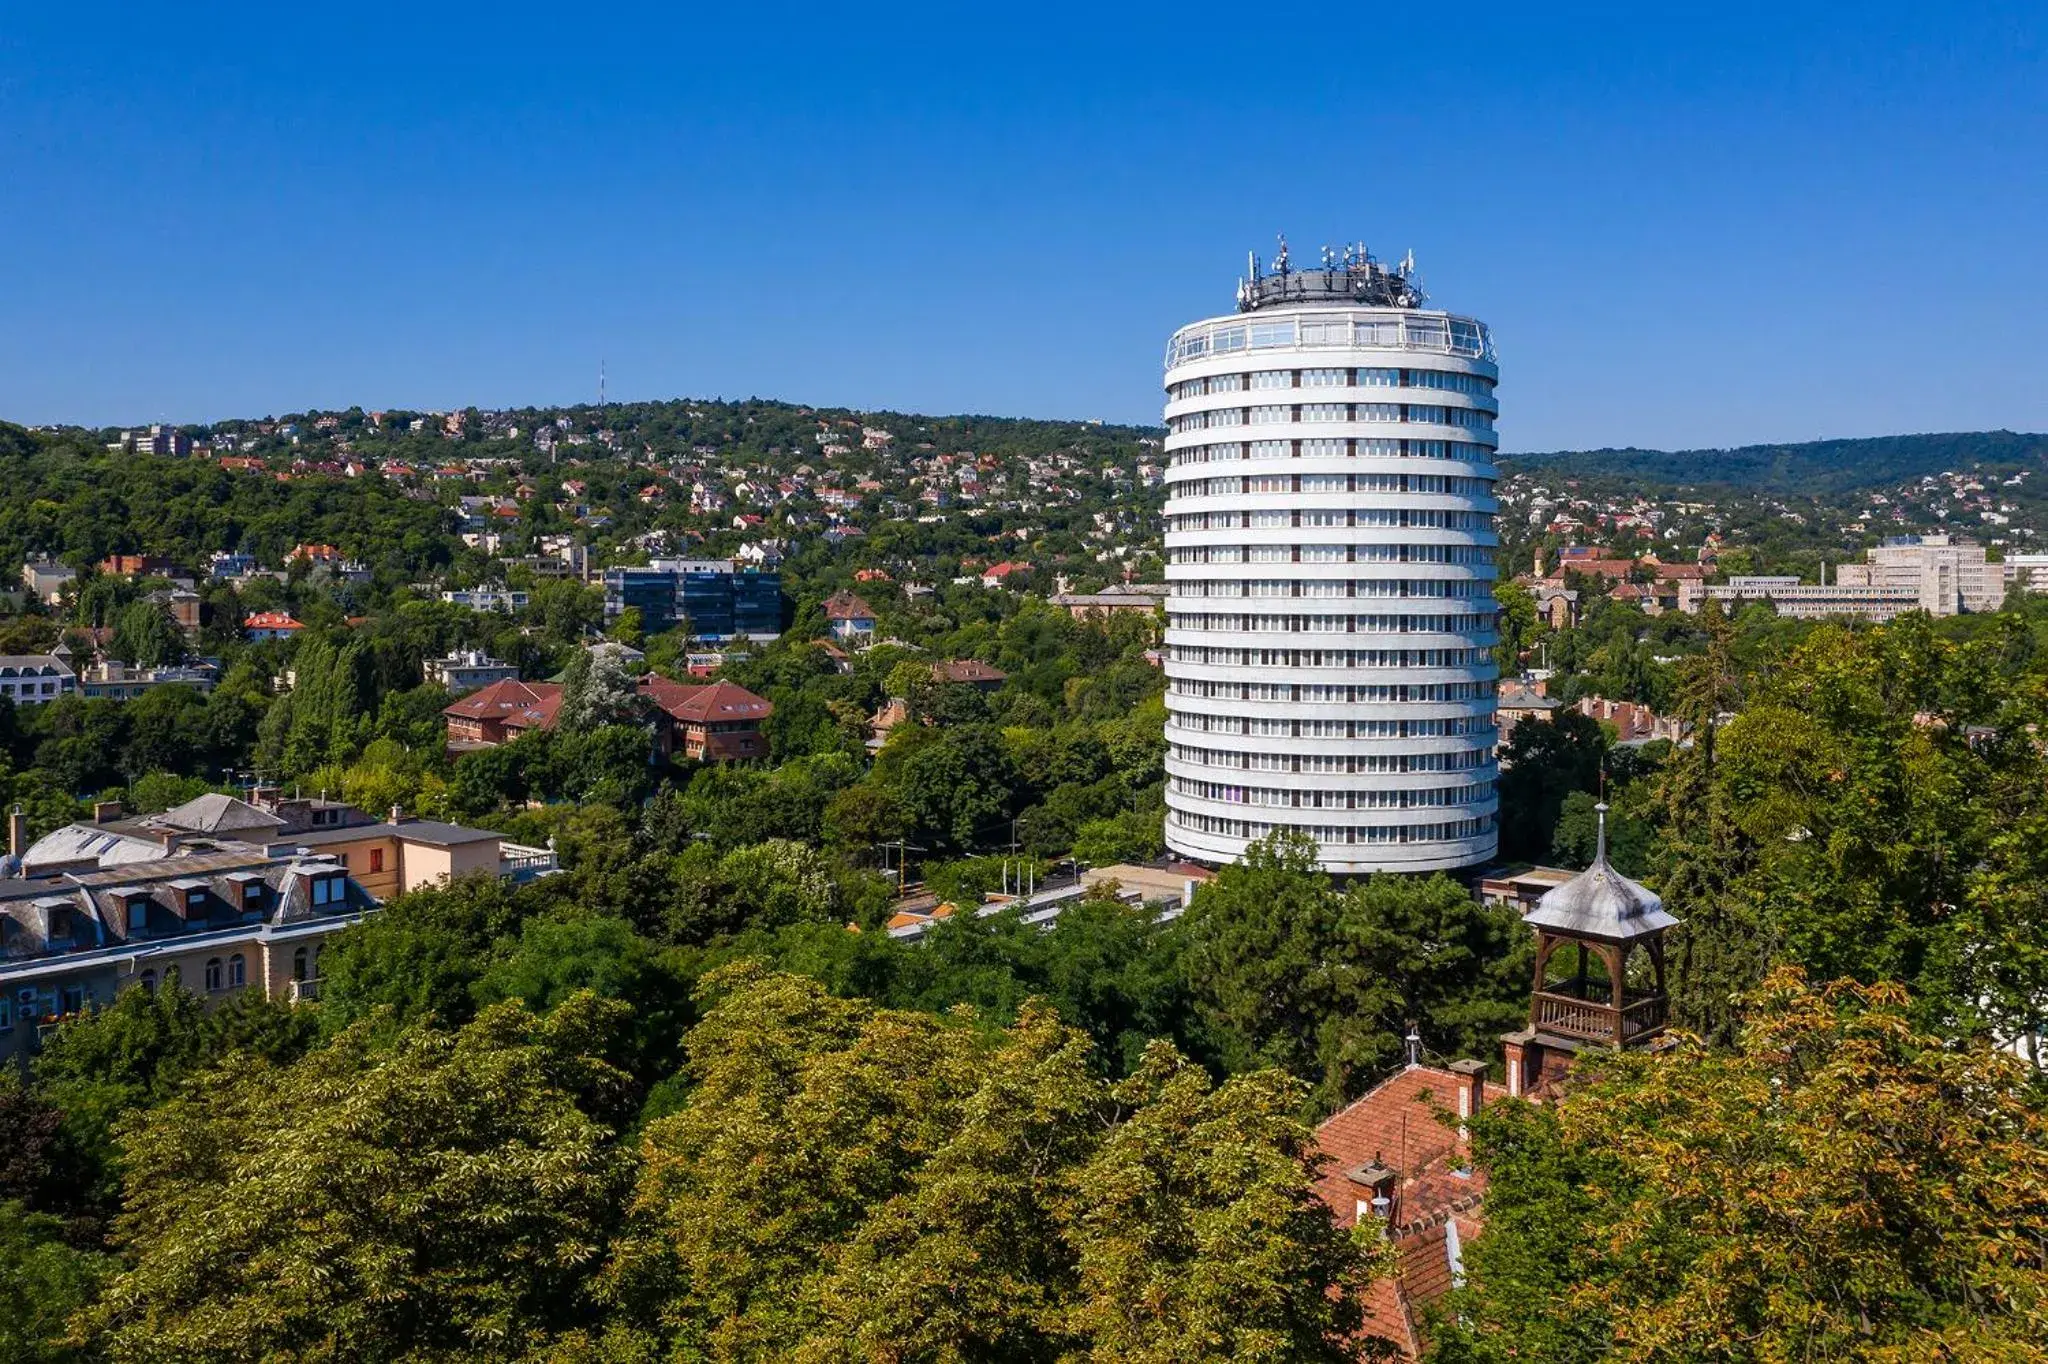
[1449,1058,1487,1120]
[1448,1058,1488,1139]
[93,799,123,825]
[1346,1157,1399,1228]
[8,804,24,860]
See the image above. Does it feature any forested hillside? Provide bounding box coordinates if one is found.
[1505,429,2047,493]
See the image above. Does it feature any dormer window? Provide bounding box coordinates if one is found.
[309,872,346,907]
[127,898,148,932]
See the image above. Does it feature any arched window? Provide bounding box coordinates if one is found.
[204,958,223,993]
[292,946,309,982]
[139,970,156,993]
[227,953,245,988]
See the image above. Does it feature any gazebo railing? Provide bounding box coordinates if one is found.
[1533,977,1668,1045]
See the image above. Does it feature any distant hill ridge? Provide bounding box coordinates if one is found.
[1502,430,2048,494]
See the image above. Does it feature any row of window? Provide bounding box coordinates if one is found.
[1168,713,1493,738]
[1169,405,1495,434]
[1168,612,1487,637]
[0,944,330,1033]
[1169,438,1495,466]
[1170,777,1496,810]
[1169,509,1495,532]
[1170,679,1494,703]
[1173,473,1492,498]
[1169,641,1494,670]
[1169,743,1494,773]
[1175,367,1494,398]
[1169,614,1493,640]
[1167,810,1498,845]
[1168,714,1493,739]
[1167,316,1490,366]
[1171,577,1490,598]
[1171,544,1493,565]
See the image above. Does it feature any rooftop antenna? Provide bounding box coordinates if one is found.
[1404,1025,1422,1067]
[1274,233,1291,275]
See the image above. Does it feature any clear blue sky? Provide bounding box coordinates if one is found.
[2,1,2042,452]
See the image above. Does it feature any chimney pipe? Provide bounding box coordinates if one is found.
[8,804,24,859]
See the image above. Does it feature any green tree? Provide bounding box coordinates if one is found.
[557,645,649,733]
[1179,832,1341,1083]
[1435,970,2048,1363]
[602,965,1381,1361]
[79,996,635,1362]
[898,724,1017,851]
[1494,710,1607,863]
[0,1202,112,1364]
[108,598,185,667]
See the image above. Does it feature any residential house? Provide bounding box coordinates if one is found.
[424,650,521,695]
[932,659,1006,691]
[442,679,562,748]
[639,677,774,763]
[1495,677,1560,741]
[20,561,76,605]
[243,611,304,642]
[823,590,879,645]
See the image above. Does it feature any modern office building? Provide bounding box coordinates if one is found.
[602,559,781,641]
[1160,241,1500,874]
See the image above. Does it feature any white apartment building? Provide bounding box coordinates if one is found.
[1835,535,2004,615]
[1679,535,2011,621]
[1160,242,1500,874]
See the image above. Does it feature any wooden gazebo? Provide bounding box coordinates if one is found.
[1521,803,1679,1049]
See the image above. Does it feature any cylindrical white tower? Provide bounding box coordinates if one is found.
[1160,243,1500,874]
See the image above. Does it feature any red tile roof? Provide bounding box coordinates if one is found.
[1314,1064,1498,1360]
[243,611,303,632]
[934,659,1006,685]
[441,678,562,729]
[638,676,773,725]
[823,590,877,621]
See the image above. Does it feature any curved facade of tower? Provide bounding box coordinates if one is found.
[1160,249,1500,874]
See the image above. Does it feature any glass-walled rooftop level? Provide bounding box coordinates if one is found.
[1165,311,1493,370]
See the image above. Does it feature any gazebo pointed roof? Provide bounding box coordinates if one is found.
[1523,803,1679,942]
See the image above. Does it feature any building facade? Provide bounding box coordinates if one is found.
[0,792,554,1067]
[1160,242,1499,874]
[0,654,78,706]
[602,560,782,641]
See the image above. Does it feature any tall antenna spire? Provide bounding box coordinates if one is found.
[599,359,606,411]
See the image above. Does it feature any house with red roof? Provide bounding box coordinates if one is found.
[242,611,304,643]
[1313,811,1681,1358]
[932,659,1006,691]
[823,590,879,645]
[1314,1061,1494,1358]
[980,560,1031,588]
[441,679,562,749]
[440,674,773,763]
[638,676,773,763]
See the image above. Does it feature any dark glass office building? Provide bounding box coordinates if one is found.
[602,561,782,641]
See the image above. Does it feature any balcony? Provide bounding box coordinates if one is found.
[1532,978,1669,1047]
[499,843,559,883]
[289,977,322,1003]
